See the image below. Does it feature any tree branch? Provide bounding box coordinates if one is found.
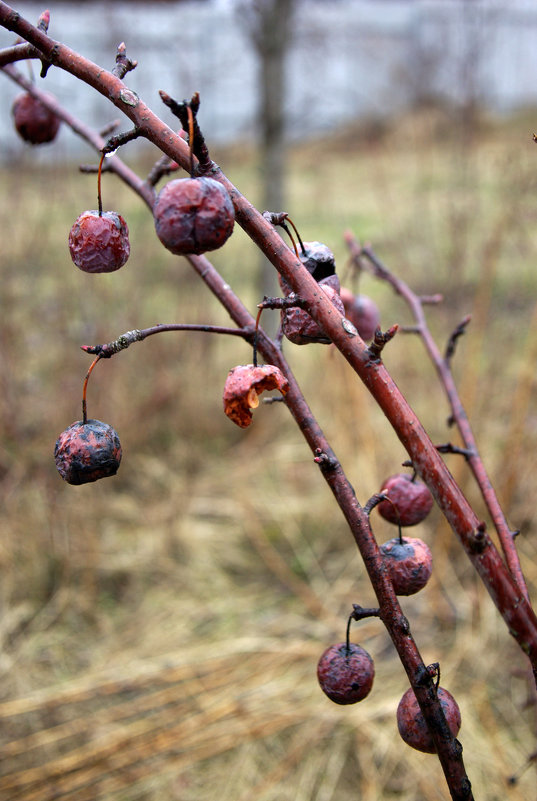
[346,232,529,603]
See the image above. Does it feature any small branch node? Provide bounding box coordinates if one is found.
[102,126,142,156]
[37,9,50,32]
[469,522,488,554]
[367,324,399,363]
[364,492,388,516]
[351,604,381,621]
[445,315,472,365]
[112,41,137,79]
[159,90,212,173]
[81,329,144,358]
[313,448,338,472]
[435,442,474,460]
[416,661,440,687]
[398,614,411,635]
[262,210,289,226]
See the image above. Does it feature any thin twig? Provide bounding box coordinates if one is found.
[81,324,254,358]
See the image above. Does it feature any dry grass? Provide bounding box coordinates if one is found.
[1,106,537,799]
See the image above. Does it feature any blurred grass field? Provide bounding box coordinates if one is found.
[1,106,537,800]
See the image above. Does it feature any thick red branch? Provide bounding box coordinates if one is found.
[349,235,529,601]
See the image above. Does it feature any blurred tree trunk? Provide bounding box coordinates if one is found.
[240,0,296,303]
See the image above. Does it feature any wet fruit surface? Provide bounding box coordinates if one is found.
[282,275,345,345]
[12,91,61,145]
[340,288,381,341]
[317,642,375,705]
[279,240,337,296]
[397,686,461,753]
[153,177,235,255]
[68,211,130,273]
[54,419,122,485]
[380,536,433,595]
[223,364,289,428]
[378,473,434,526]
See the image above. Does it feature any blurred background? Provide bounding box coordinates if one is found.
[1,1,537,799]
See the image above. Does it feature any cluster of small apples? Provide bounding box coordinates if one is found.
[279,241,345,345]
[68,170,235,276]
[51,127,235,481]
[377,472,434,596]
[316,634,460,753]
[317,472,461,752]
[276,235,381,345]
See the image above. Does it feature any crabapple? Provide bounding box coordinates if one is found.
[340,287,381,341]
[68,210,130,273]
[279,240,336,296]
[281,274,345,345]
[397,686,461,753]
[380,536,433,595]
[153,176,235,255]
[378,473,434,526]
[317,642,375,705]
[54,419,122,485]
[12,91,60,145]
[223,363,289,428]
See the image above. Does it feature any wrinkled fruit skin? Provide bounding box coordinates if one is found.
[378,473,434,526]
[380,537,433,595]
[397,686,461,753]
[68,211,130,273]
[317,642,375,705]
[12,92,61,145]
[340,288,381,341]
[54,419,122,485]
[153,177,235,255]
[282,275,345,345]
[223,364,289,428]
[279,240,336,296]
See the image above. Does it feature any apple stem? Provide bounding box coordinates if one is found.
[97,152,105,216]
[284,215,306,255]
[280,221,299,257]
[346,605,381,656]
[82,355,101,424]
[253,306,263,368]
[345,612,353,657]
[187,104,194,179]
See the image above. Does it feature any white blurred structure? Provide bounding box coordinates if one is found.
[1,0,537,160]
